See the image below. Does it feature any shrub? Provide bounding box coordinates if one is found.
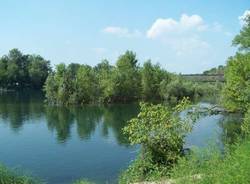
[120,98,195,183]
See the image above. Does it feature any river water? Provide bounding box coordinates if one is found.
[0,92,241,183]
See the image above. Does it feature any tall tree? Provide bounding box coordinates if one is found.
[222,53,250,112]
[141,60,170,100]
[28,55,50,89]
[223,12,250,112]
[75,65,97,104]
[94,60,114,103]
[113,51,140,102]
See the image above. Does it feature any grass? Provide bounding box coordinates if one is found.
[119,137,250,184]
[170,137,250,184]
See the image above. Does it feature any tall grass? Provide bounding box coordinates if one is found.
[170,137,250,184]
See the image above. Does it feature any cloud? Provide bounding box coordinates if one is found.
[103,26,142,37]
[147,14,207,39]
[146,14,213,57]
[239,10,250,25]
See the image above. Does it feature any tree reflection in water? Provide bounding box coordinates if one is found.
[0,91,242,147]
[0,91,139,146]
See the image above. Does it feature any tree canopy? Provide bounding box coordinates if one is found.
[222,14,250,112]
[233,13,250,52]
[44,50,214,105]
[0,49,51,89]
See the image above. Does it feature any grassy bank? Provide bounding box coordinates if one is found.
[170,136,250,184]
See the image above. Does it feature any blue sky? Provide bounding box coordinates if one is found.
[0,0,249,73]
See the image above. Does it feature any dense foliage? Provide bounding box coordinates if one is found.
[222,13,250,113]
[44,51,218,105]
[44,51,167,105]
[232,13,250,52]
[0,49,51,90]
[222,53,250,112]
[120,98,195,183]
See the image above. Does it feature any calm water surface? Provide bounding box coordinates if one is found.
[0,92,241,184]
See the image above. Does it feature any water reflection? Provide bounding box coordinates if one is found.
[0,91,44,131]
[0,92,139,145]
[0,92,242,146]
[0,92,243,183]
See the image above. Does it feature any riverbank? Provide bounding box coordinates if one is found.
[128,135,250,184]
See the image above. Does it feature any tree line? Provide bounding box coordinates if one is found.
[0,48,218,104]
[44,51,219,105]
[0,49,51,89]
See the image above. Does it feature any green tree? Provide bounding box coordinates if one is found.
[0,56,8,87]
[121,98,194,183]
[28,55,50,89]
[6,49,27,88]
[0,49,51,90]
[222,13,250,112]
[94,60,114,103]
[222,53,250,112]
[113,51,141,102]
[75,65,97,104]
[233,13,250,51]
[160,77,195,104]
[44,73,58,105]
[141,60,170,100]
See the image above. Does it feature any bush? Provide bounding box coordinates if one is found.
[120,98,195,183]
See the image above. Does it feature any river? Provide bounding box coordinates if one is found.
[0,91,241,184]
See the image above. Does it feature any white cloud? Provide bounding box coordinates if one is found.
[239,10,250,25]
[147,14,206,39]
[103,26,142,38]
[180,14,205,30]
[146,14,212,57]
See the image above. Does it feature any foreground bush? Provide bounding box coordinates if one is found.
[120,98,196,183]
